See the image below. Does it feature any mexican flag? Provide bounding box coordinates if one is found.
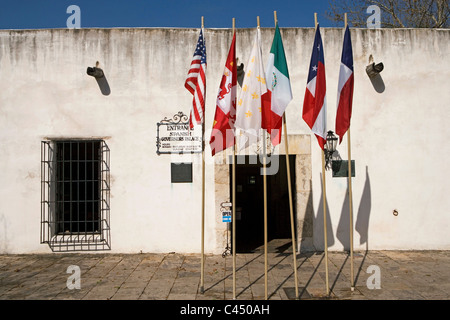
[262,23,293,146]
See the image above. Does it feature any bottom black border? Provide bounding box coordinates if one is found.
[3,300,445,319]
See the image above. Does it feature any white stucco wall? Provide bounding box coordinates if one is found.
[311,28,450,251]
[0,27,449,253]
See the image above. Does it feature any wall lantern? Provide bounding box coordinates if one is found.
[86,66,104,79]
[86,61,110,96]
[324,130,338,170]
[325,130,356,178]
[366,62,384,79]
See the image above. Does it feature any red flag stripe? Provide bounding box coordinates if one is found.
[210,32,236,156]
[185,30,206,129]
[336,74,354,143]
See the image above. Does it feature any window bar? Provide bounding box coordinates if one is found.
[92,141,95,247]
[48,142,52,246]
[100,142,104,246]
[61,142,65,241]
[89,141,92,249]
[67,142,69,245]
[64,142,67,250]
[57,142,60,244]
[92,142,95,243]
[77,142,80,243]
[58,141,62,249]
[99,144,102,242]
[96,141,100,249]
[40,142,45,244]
[67,141,71,251]
[101,142,105,236]
[102,141,107,246]
[69,141,73,241]
[85,142,88,247]
[47,141,51,245]
[107,142,111,248]
[100,143,103,245]
[100,141,107,248]
[108,142,110,246]
[94,141,96,248]
[43,141,47,244]
[42,141,46,244]
[47,142,51,246]
[56,142,59,238]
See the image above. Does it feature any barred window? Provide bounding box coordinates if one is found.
[41,140,111,251]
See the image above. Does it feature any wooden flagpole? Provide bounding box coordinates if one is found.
[256,15,269,301]
[232,17,237,300]
[200,15,206,294]
[274,10,299,300]
[315,12,330,296]
[344,13,355,291]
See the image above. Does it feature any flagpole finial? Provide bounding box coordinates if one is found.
[201,16,204,29]
[274,11,278,25]
[345,13,348,27]
[314,13,318,28]
[232,18,235,32]
[257,16,260,28]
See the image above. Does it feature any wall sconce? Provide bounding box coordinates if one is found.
[86,61,110,96]
[324,130,338,170]
[366,54,385,93]
[86,66,104,79]
[366,61,384,79]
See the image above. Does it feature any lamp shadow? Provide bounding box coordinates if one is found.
[95,75,111,96]
[369,74,385,93]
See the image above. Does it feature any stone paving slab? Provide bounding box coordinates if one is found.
[0,251,449,300]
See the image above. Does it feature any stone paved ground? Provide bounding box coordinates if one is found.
[0,250,449,300]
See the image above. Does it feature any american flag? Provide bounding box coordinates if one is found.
[185,29,207,129]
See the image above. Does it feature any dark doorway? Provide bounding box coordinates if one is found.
[230,155,296,253]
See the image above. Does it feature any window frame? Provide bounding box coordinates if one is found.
[40,139,111,252]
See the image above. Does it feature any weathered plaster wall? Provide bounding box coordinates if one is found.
[0,27,449,253]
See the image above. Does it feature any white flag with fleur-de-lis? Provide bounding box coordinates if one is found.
[235,27,268,151]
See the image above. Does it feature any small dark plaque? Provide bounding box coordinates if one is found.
[171,162,193,183]
[332,160,355,178]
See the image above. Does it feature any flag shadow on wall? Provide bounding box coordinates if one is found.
[315,173,335,250]
[336,166,372,251]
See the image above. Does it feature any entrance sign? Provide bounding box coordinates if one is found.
[156,112,202,155]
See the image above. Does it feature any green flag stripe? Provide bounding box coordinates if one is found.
[270,24,289,79]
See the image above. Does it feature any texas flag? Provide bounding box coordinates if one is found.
[262,23,293,146]
[209,32,237,156]
[335,25,354,144]
[302,25,327,150]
